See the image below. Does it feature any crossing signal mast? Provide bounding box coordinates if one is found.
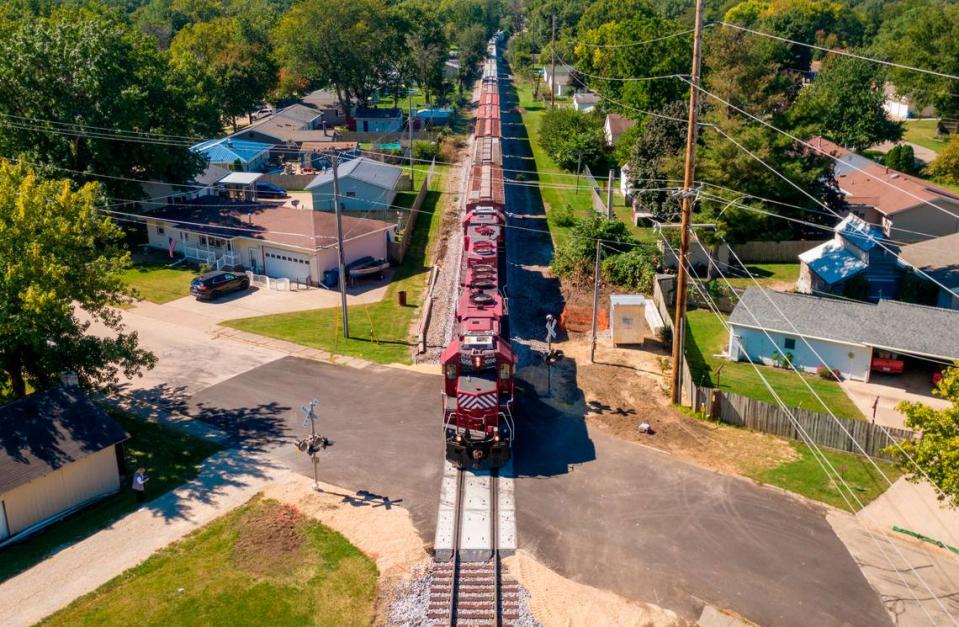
[295,399,331,491]
[670,0,707,404]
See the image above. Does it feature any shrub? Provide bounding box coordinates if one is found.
[884,144,919,175]
[657,325,673,350]
[816,365,841,381]
[413,140,439,161]
[601,246,659,292]
[772,350,795,369]
[553,204,575,227]
[552,215,635,279]
[929,134,959,185]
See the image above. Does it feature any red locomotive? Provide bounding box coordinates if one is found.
[440,39,515,469]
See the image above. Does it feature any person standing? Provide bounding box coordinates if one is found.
[132,468,149,503]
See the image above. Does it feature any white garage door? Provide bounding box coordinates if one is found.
[264,248,312,281]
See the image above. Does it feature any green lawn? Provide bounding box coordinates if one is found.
[747,442,901,511]
[120,262,198,304]
[515,79,616,246]
[222,166,449,365]
[685,309,865,420]
[902,118,949,154]
[41,497,378,627]
[726,263,800,288]
[0,408,222,583]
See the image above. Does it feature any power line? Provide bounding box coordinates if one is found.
[567,27,697,49]
[703,122,959,301]
[662,236,949,625]
[719,21,959,82]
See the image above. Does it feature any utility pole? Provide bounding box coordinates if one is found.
[408,87,415,189]
[606,169,614,219]
[550,14,556,108]
[332,155,350,337]
[670,0,706,405]
[590,239,601,363]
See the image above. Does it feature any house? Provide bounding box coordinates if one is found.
[0,386,129,545]
[351,107,404,133]
[302,89,346,126]
[543,64,574,97]
[573,92,600,112]
[191,137,272,172]
[883,83,935,121]
[306,157,403,212]
[231,104,337,147]
[727,287,959,381]
[898,233,959,310]
[813,136,959,243]
[797,214,901,301]
[144,197,394,283]
[138,163,231,208]
[604,113,635,147]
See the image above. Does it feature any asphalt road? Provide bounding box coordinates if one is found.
[187,357,445,539]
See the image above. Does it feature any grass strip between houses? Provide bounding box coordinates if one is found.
[684,308,866,420]
[221,165,449,365]
[0,408,222,583]
[40,496,378,627]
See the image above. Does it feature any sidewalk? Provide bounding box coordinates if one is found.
[0,448,293,627]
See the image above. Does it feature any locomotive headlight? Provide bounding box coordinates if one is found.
[445,363,456,380]
[499,364,510,379]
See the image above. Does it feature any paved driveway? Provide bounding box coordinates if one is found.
[152,278,389,324]
[841,373,950,429]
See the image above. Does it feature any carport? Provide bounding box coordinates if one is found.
[217,172,263,202]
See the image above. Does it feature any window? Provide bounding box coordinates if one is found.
[784,338,796,350]
[345,191,357,198]
[156,225,165,235]
[180,232,188,241]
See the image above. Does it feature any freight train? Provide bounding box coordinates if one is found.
[440,38,515,469]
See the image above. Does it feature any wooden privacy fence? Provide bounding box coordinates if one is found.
[387,158,436,264]
[680,359,915,460]
[732,240,827,263]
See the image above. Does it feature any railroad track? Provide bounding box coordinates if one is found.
[429,468,520,625]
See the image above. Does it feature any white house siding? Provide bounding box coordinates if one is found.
[1,447,120,537]
[310,178,397,212]
[727,323,873,381]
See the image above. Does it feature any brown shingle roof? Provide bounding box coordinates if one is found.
[811,136,959,215]
[605,113,635,137]
[147,199,392,250]
[0,387,129,494]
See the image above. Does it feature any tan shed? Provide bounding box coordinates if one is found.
[0,386,129,545]
[610,294,650,346]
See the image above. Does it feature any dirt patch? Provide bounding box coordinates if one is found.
[259,476,430,627]
[504,550,686,627]
[232,500,307,579]
[557,333,799,476]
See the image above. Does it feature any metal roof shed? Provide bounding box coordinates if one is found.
[218,171,264,201]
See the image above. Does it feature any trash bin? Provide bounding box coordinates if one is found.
[323,269,338,288]
[397,290,407,306]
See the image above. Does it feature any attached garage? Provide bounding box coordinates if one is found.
[0,386,129,545]
[264,247,312,282]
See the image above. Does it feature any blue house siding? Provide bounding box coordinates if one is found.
[727,323,874,381]
[310,178,397,212]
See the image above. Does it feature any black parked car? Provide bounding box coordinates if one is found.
[256,182,288,198]
[190,271,250,300]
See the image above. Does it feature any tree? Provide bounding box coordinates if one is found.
[457,24,489,94]
[624,101,687,220]
[170,16,277,129]
[398,2,449,107]
[272,0,396,111]
[889,363,959,507]
[573,14,689,114]
[883,143,918,175]
[537,108,606,172]
[876,2,959,119]
[0,159,155,399]
[790,55,901,151]
[929,134,959,185]
[552,215,635,281]
[0,5,213,200]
